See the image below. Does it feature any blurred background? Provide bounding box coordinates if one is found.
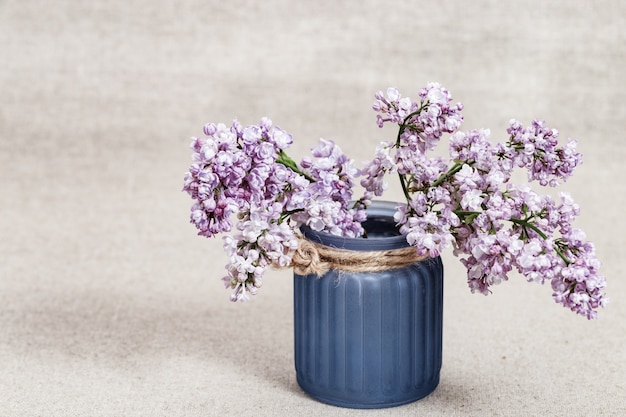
[1,1,625,416]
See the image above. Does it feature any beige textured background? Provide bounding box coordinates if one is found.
[1,1,625,416]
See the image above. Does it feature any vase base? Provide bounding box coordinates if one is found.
[296,373,440,409]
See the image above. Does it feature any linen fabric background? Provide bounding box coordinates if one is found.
[1,1,625,416]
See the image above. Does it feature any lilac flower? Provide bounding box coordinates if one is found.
[394,187,459,258]
[449,129,496,172]
[365,84,605,318]
[502,119,583,186]
[461,231,515,295]
[373,82,463,153]
[372,88,416,127]
[184,121,362,301]
[360,141,395,197]
[549,228,607,319]
[184,83,607,318]
[219,200,302,302]
[294,138,364,237]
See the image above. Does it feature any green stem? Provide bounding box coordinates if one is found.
[395,102,429,147]
[432,161,465,188]
[393,101,431,206]
[278,208,305,224]
[455,210,481,222]
[509,218,548,239]
[398,173,412,204]
[276,150,315,182]
[509,217,571,266]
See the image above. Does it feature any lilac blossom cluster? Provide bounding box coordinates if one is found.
[361,83,606,319]
[183,118,362,301]
[184,82,606,318]
[292,139,366,237]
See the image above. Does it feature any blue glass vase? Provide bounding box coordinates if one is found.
[293,201,444,409]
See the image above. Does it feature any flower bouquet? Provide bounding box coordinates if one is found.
[183,83,607,319]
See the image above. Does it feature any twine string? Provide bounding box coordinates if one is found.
[291,237,427,276]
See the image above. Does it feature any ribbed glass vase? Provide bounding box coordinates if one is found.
[293,201,444,409]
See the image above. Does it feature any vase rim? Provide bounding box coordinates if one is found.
[299,200,410,251]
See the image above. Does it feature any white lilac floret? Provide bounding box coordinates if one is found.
[183,83,607,319]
